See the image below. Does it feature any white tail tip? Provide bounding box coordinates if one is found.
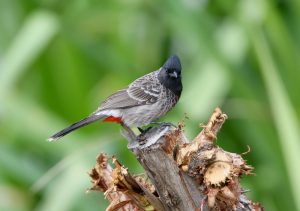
[47,137,59,142]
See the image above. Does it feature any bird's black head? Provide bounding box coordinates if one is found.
[158,55,182,97]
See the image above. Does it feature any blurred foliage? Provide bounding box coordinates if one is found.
[0,0,300,210]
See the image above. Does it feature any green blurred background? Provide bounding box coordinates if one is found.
[1,0,300,210]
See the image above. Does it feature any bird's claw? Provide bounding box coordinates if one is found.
[138,127,153,134]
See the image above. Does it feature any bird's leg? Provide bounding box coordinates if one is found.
[120,122,137,144]
[150,121,177,128]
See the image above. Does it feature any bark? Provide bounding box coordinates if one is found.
[88,108,264,211]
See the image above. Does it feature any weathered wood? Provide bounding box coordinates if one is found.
[128,125,206,211]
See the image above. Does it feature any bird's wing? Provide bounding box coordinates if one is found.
[98,72,161,111]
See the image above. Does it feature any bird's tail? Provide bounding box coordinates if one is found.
[48,114,105,141]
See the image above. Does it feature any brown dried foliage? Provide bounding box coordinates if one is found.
[88,154,156,211]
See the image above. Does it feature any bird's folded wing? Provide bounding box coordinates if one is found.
[98,78,160,111]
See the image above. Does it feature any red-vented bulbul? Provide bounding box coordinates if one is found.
[48,55,182,141]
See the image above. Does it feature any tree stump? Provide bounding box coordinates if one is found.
[88,108,264,211]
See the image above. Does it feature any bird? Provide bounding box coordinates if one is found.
[48,55,182,141]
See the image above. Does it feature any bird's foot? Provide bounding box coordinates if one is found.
[150,121,177,128]
[138,126,153,134]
